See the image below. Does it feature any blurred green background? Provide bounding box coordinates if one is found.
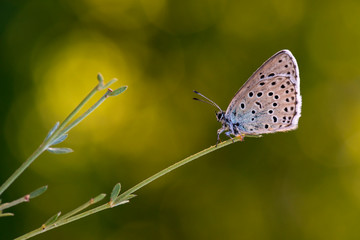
[1,0,360,239]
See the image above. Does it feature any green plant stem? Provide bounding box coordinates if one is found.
[0,146,46,196]
[15,204,110,240]
[45,85,101,147]
[117,138,240,200]
[15,137,241,240]
[0,84,111,197]
[0,195,29,211]
[57,89,112,137]
[0,212,14,217]
[57,197,98,222]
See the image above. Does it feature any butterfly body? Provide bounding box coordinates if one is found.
[194,49,301,144]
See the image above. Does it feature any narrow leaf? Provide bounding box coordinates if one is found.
[47,147,73,154]
[29,186,48,199]
[112,193,136,207]
[43,211,61,227]
[111,199,129,207]
[0,212,14,217]
[110,183,121,202]
[45,122,59,141]
[124,194,137,201]
[97,73,104,86]
[92,193,106,204]
[50,134,68,146]
[109,86,128,97]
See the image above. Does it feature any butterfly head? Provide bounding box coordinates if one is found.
[193,90,227,123]
[215,111,225,123]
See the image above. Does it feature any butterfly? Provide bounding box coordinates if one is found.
[194,49,301,145]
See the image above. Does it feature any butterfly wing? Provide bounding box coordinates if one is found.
[225,49,301,135]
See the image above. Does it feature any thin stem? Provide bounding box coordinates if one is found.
[45,85,100,147]
[15,137,241,240]
[58,89,112,137]
[16,204,111,240]
[57,198,97,222]
[118,137,240,200]
[0,146,46,196]
[0,195,29,211]
[0,84,110,197]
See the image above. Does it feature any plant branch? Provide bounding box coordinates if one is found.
[15,137,242,240]
[117,137,241,200]
[0,75,123,197]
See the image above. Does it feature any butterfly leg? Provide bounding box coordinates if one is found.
[216,134,222,147]
[225,131,235,143]
[216,128,225,147]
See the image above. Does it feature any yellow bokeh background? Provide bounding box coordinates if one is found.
[2,0,360,239]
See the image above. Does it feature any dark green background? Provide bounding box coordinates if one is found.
[1,0,360,239]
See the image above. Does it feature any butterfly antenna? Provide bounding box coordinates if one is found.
[193,90,223,112]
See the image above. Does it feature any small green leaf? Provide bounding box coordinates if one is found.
[111,199,129,207]
[50,134,68,146]
[97,73,104,86]
[29,186,48,199]
[47,147,73,154]
[92,193,106,204]
[111,194,136,207]
[45,122,59,141]
[43,211,61,226]
[0,212,14,217]
[110,183,121,202]
[124,194,137,201]
[109,86,127,97]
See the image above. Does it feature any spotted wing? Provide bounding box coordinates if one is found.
[225,49,301,135]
